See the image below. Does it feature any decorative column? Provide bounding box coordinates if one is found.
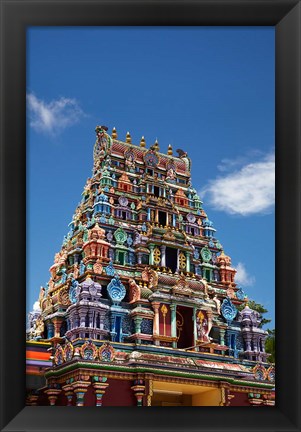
[152,302,160,336]
[245,335,252,352]
[170,304,177,348]
[152,302,160,346]
[46,322,55,339]
[155,209,159,223]
[172,214,176,227]
[110,314,116,341]
[185,251,190,272]
[149,244,155,265]
[131,379,145,406]
[27,393,39,406]
[262,394,275,406]
[176,249,180,272]
[218,382,232,406]
[62,384,74,406]
[219,328,226,345]
[219,328,226,355]
[79,310,87,328]
[133,316,143,334]
[160,245,166,267]
[45,388,61,406]
[72,381,90,406]
[92,376,109,406]
[147,208,151,221]
[248,393,263,406]
[147,379,153,406]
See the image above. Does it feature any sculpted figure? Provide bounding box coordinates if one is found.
[73,263,79,279]
[35,316,45,339]
[128,278,141,303]
[213,294,221,315]
[125,154,135,171]
[148,268,158,290]
[201,277,209,298]
[166,168,176,181]
[196,312,209,342]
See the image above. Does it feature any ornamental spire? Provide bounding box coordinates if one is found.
[140,136,146,148]
[126,131,132,144]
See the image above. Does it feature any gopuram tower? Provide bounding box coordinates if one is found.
[26,125,275,406]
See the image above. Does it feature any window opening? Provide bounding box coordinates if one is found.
[166,247,178,273]
[158,211,166,226]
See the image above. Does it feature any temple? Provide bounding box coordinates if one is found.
[26,125,275,406]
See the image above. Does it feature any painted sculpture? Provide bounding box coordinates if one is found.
[26,125,275,407]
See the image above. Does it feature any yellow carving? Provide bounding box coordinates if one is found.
[161,304,168,336]
[153,247,161,265]
[147,379,153,406]
[178,252,186,270]
[176,310,184,339]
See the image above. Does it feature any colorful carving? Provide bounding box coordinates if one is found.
[144,149,159,167]
[54,345,64,365]
[63,342,74,362]
[253,364,268,381]
[99,343,115,362]
[221,298,237,321]
[28,124,273,407]
[81,341,98,361]
[114,227,127,245]
[107,275,126,302]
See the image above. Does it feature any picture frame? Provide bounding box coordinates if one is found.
[0,0,300,431]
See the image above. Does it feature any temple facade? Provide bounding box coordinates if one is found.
[26,125,275,406]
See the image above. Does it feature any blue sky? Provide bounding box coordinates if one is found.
[26,27,275,328]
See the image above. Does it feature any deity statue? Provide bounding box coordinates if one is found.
[104,155,112,169]
[196,311,209,342]
[125,154,136,172]
[35,316,45,339]
[73,263,79,279]
[166,167,176,181]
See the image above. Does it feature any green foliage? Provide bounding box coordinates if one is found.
[265,329,275,363]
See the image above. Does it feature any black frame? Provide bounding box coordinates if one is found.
[0,1,300,431]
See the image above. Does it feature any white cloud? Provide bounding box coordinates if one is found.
[27,93,84,135]
[33,301,41,312]
[235,262,255,287]
[200,153,275,216]
[217,149,264,172]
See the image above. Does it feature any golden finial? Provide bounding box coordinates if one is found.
[167,144,173,155]
[140,136,146,148]
[154,138,159,151]
[126,131,132,144]
[112,127,117,139]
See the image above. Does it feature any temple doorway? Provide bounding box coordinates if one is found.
[176,306,194,349]
[151,381,222,406]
